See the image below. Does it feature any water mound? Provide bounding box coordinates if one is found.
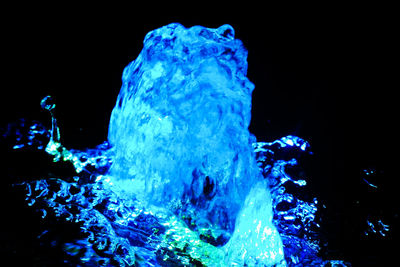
[108,22,284,265]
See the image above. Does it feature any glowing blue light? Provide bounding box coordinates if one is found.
[107,22,284,265]
[8,23,350,266]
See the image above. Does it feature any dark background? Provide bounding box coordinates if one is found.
[1,4,396,266]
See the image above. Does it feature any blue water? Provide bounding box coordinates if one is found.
[6,23,351,266]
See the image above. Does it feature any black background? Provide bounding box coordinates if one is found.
[1,3,396,266]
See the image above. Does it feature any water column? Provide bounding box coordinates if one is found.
[107,23,285,266]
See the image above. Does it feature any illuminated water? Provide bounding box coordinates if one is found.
[4,24,351,266]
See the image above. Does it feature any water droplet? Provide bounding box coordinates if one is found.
[40,95,56,111]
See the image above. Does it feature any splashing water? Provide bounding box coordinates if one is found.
[3,23,350,266]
